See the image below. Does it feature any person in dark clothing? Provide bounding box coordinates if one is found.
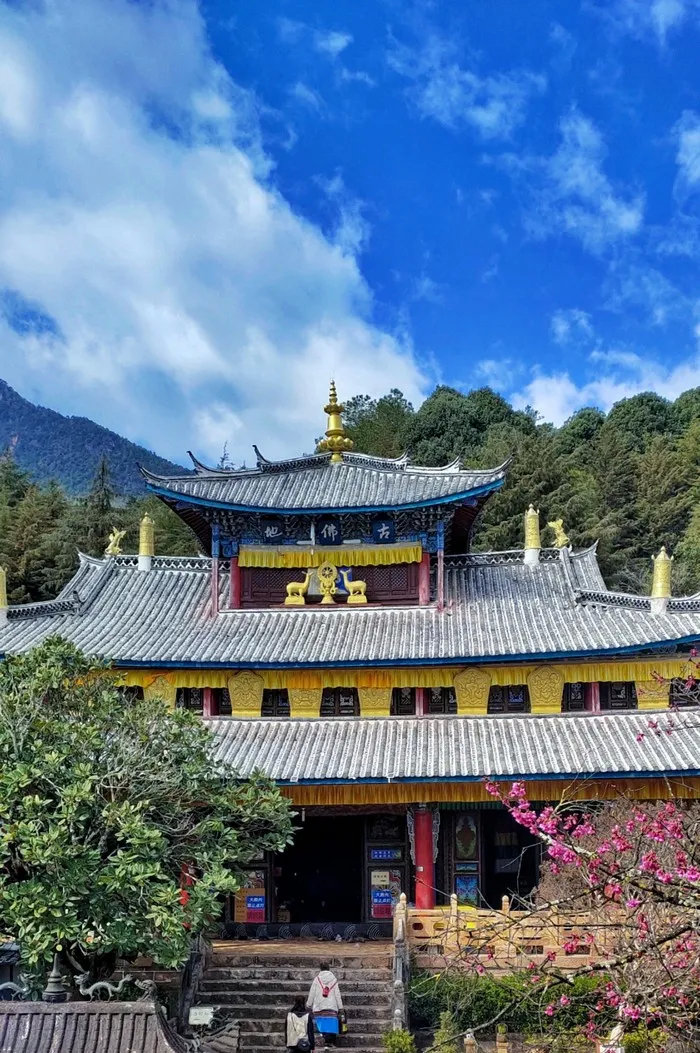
[286,997,315,1051]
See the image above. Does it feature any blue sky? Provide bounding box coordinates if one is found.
[0,0,698,464]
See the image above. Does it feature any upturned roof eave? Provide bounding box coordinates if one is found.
[145,476,505,515]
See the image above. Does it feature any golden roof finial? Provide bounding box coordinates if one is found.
[139,513,155,558]
[651,545,672,599]
[0,566,7,611]
[524,504,541,550]
[318,380,353,463]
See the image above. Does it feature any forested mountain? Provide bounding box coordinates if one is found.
[1,382,699,604]
[0,379,185,494]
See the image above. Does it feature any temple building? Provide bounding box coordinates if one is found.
[1,384,700,938]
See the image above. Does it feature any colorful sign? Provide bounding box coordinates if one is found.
[234,870,266,923]
[370,847,403,861]
[370,868,402,919]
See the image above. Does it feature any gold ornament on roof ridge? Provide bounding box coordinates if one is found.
[105,528,126,556]
[651,545,672,599]
[524,504,541,550]
[139,513,155,557]
[318,380,354,463]
[0,566,7,609]
[547,518,569,548]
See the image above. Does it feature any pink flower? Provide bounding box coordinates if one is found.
[625,897,642,909]
[559,995,570,1007]
[544,1005,555,1017]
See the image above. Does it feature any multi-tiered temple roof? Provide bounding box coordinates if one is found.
[1,545,699,666]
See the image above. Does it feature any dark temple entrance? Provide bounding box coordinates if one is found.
[275,816,364,923]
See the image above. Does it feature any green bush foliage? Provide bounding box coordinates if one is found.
[408,971,612,1037]
[433,1010,460,1053]
[623,1028,667,1053]
[382,1029,417,1053]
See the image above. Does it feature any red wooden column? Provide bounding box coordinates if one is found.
[415,687,427,716]
[418,552,431,605]
[229,555,241,609]
[203,687,215,718]
[584,682,600,712]
[414,806,436,909]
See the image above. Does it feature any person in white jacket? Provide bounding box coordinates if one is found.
[306,961,344,1045]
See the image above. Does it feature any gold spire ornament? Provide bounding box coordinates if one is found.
[0,566,7,625]
[524,504,541,566]
[139,514,155,557]
[651,546,672,599]
[138,513,155,573]
[318,381,354,463]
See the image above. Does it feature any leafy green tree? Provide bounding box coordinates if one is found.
[343,390,414,458]
[79,455,115,557]
[672,387,700,430]
[0,638,293,983]
[605,392,675,451]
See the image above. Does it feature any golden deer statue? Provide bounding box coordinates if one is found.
[546,519,570,548]
[284,570,312,606]
[340,569,367,605]
[104,528,126,556]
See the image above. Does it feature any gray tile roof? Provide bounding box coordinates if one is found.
[142,453,508,512]
[1,547,698,666]
[208,711,700,782]
[0,1001,185,1053]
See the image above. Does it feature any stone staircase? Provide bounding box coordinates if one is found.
[196,946,394,1053]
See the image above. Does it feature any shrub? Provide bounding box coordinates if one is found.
[433,1010,460,1053]
[623,1028,666,1053]
[382,1029,417,1053]
[408,971,613,1037]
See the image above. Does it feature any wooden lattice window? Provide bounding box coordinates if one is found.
[600,682,637,711]
[350,563,419,604]
[670,677,700,708]
[240,566,300,607]
[176,687,203,713]
[562,683,585,712]
[427,687,457,715]
[320,687,359,717]
[391,688,416,716]
[215,688,232,716]
[261,689,291,717]
[487,685,530,714]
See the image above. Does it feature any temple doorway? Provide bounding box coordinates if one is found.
[275,816,364,923]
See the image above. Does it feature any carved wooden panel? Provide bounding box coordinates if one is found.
[240,567,301,607]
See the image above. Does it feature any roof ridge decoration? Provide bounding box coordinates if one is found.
[317,380,354,463]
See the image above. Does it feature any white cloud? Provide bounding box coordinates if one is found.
[589,0,696,45]
[314,30,353,58]
[674,110,700,191]
[512,112,644,254]
[550,308,593,345]
[512,348,700,424]
[388,34,545,139]
[0,0,427,464]
[289,81,324,112]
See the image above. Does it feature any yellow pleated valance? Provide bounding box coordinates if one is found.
[120,657,692,693]
[282,776,700,806]
[238,543,422,569]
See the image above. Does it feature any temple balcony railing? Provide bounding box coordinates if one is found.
[396,893,613,971]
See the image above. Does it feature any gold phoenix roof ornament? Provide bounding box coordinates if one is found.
[318,380,354,463]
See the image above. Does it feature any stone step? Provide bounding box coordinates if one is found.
[200,984,389,1001]
[201,977,390,991]
[221,1005,392,1023]
[204,991,389,1009]
[210,954,392,971]
[205,1009,390,1030]
[203,967,392,983]
[239,1032,385,1050]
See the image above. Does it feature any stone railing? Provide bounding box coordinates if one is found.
[402,894,610,970]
